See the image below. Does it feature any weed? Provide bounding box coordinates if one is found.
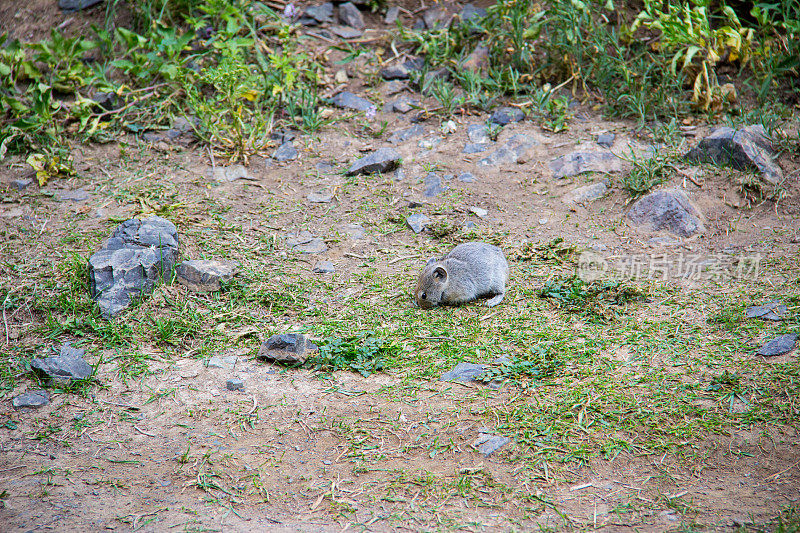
[308,332,398,376]
[538,275,648,321]
[621,148,673,196]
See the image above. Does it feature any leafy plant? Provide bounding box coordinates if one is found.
[621,149,673,196]
[308,332,398,376]
[538,275,647,321]
[476,346,563,384]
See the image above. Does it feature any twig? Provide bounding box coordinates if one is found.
[387,254,420,265]
[344,253,367,260]
[668,164,703,187]
[134,425,156,437]
[0,465,26,473]
[2,290,9,346]
[305,31,336,44]
[98,398,140,410]
[765,459,800,481]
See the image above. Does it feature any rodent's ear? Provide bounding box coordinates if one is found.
[433,266,447,281]
[425,257,436,267]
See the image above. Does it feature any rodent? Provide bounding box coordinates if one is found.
[415,242,509,309]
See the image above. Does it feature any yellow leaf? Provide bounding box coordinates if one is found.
[26,154,49,186]
[240,88,259,102]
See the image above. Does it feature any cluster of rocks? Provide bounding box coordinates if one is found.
[746,301,797,357]
[12,343,93,410]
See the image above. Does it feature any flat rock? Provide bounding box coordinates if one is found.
[273,141,298,161]
[561,182,609,204]
[31,343,91,382]
[440,362,485,383]
[596,133,616,148]
[421,6,448,29]
[384,97,418,114]
[685,125,783,184]
[406,213,430,234]
[384,5,400,24]
[313,261,335,273]
[467,124,491,144]
[627,189,705,237]
[419,137,442,150]
[307,191,334,203]
[226,378,245,391]
[12,390,50,409]
[11,178,33,191]
[257,333,318,365]
[469,206,488,218]
[59,0,102,10]
[489,107,524,125]
[459,3,487,24]
[212,164,251,182]
[330,25,363,39]
[207,355,239,370]
[462,44,489,73]
[550,151,623,178]
[342,223,365,240]
[176,259,236,292]
[423,173,446,197]
[286,230,328,254]
[55,189,89,202]
[463,142,491,154]
[304,3,334,23]
[478,134,539,167]
[89,216,180,318]
[346,147,401,176]
[473,433,511,456]
[746,301,788,321]
[756,334,797,356]
[458,171,477,183]
[389,125,426,144]
[338,2,365,30]
[380,58,424,80]
[331,91,374,113]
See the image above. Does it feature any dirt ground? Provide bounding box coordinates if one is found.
[1,1,800,532]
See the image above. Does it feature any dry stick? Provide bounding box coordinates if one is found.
[2,292,9,345]
[134,425,156,437]
[387,254,419,265]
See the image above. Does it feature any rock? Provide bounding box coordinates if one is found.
[226,378,245,391]
[273,141,298,161]
[271,130,296,144]
[627,189,705,237]
[418,137,442,150]
[389,125,426,144]
[342,223,365,240]
[596,133,616,148]
[423,173,446,197]
[346,147,402,176]
[685,125,783,184]
[406,213,431,234]
[55,189,89,202]
[422,68,450,88]
[316,161,335,173]
[257,333,318,365]
[440,362,485,383]
[746,301,788,321]
[489,107,524,125]
[89,216,180,318]
[384,97,418,114]
[756,334,797,357]
[212,164,251,182]
[334,69,349,84]
[462,44,489,73]
[287,230,328,254]
[478,134,539,167]
[307,190,334,203]
[31,343,92,382]
[469,206,488,218]
[463,143,491,154]
[10,178,33,191]
[331,91,375,113]
[313,261,335,274]
[207,355,239,370]
[421,7,448,29]
[550,151,624,178]
[383,80,405,95]
[304,3,334,23]
[12,390,50,409]
[176,259,236,292]
[338,2,365,30]
[467,124,491,144]
[58,0,102,10]
[384,6,400,24]
[561,182,609,204]
[473,433,511,456]
[330,25,363,39]
[441,120,457,135]
[380,58,424,80]
[458,171,477,183]
[459,3,487,24]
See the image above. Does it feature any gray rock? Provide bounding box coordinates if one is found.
[478,134,539,167]
[55,189,89,202]
[550,151,624,178]
[389,125,426,144]
[380,58,424,80]
[757,334,797,356]
[384,5,400,24]
[383,80,405,95]
[463,142,491,154]
[459,3,487,24]
[58,0,102,10]
[313,261,335,274]
[458,171,477,183]
[467,124,491,144]
[212,164,251,182]
[176,259,236,292]
[421,7,448,29]
[307,191,334,203]
[440,362,485,383]
[271,130,296,144]
[346,147,402,176]
[330,25,363,39]
[469,206,488,218]
[418,137,442,150]
[316,161,335,173]
[12,390,50,409]
[331,91,375,113]
[462,44,489,73]
[627,189,705,237]
[273,141,298,161]
[31,344,92,382]
[422,68,450,88]
[11,178,33,191]
[286,230,315,247]
[473,433,511,456]
[226,378,245,391]
[338,2,365,30]
[207,355,239,369]
[489,107,524,125]
[342,223,365,240]
[304,3,334,23]
[685,125,783,184]
[561,182,609,204]
[746,301,788,321]
[257,333,318,365]
[89,216,180,318]
[406,213,431,234]
[423,173,447,197]
[384,97,418,114]
[596,133,616,148]
[287,230,328,254]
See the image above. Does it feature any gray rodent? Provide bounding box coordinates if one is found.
[415,242,509,309]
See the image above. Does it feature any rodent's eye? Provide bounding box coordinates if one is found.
[421,292,427,300]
